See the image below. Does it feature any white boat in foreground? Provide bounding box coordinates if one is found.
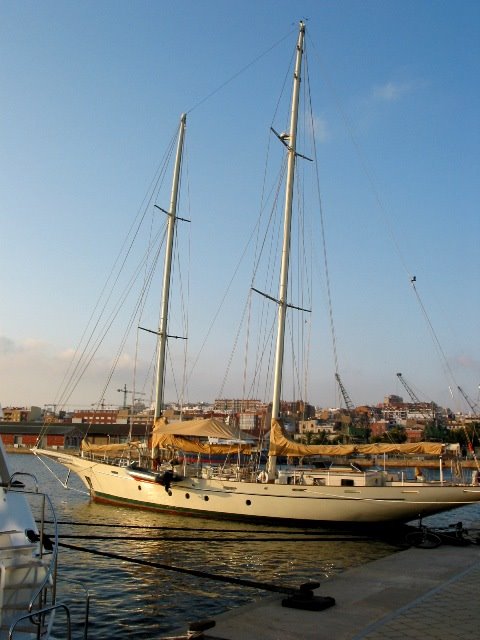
[35,22,480,525]
[0,439,88,638]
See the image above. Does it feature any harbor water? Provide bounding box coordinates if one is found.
[8,452,480,639]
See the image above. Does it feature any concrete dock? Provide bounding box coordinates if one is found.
[205,543,480,639]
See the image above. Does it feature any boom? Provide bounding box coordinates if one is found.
[396,372,421,403]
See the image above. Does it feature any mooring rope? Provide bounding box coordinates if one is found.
[54,533,371,542]
[57,540,305,595]
[46,520,385,536]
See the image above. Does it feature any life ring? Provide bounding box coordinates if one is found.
[257,471,268,483]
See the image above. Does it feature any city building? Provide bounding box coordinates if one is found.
[0,406,42,422]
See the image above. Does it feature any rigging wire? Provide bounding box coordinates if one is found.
[178,141,192,416]
[186,29,296,116]
[304,47,340,410]
[305,31,474,415]
[296,72,314,412]
[216,294,250,401]
[39,117,196,447]
[129,164,171,434]
[187,30,298,410]
[40,128,180,439]
[184,161,285,393]
[305,33,412,282]
[32,454,90,496]
[228,35,315,414]
[71,223,168,434]
[37,31,300,438]
[297,43,350,415]
[65,135,176,394]
[410,280,458,392]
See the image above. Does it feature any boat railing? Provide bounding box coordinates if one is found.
[8,602,71,640]
[6,476,90,639]
[80,452,138,467]
[197,464,257,483]
[55,577,91,640]
[7,473,60,634]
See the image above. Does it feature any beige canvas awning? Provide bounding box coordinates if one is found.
[268,421,356,456]
[81,440,143,454]
[151,417,255,454]
[268,421,445,457]
[153,417,254,440]
[152,433,253,455]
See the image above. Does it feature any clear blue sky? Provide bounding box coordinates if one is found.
[1,0,479,413]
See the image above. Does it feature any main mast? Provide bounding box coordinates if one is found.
[268,22,305,477]
[154,113,187,420]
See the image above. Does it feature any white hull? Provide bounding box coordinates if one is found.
[1,440,88,638]
[37,450,480,524]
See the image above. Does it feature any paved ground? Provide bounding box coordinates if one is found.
[202,544,480,640]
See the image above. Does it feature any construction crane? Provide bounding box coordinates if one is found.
[334,373,370,443]
[456,386,480,473]
[117,384,146,409]
[457,386,479,416]
[396,372,422,403]
[335,373,355,412]
[396,372,439,430]
[334,373,357,442]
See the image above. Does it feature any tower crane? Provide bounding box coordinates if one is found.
[117,384,146,409]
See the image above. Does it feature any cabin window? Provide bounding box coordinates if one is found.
[341,479,355,487]
[185,493,190,499]
[138,486,142,490]
[246,500,251,506]
[204,496,209,501]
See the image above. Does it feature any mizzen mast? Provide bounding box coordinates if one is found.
[154,113,187,420]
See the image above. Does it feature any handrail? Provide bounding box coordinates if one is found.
[6,476,60,622]
[5,466,89,638]
[8,471,39,493]
[57,577,91,640]
[27,492,59,615]
[8,602,72,640]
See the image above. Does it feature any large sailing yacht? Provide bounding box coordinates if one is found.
[35,22,480,524]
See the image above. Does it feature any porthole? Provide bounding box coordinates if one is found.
[204,496,209,501]
[185,493,190,499]
[246,500,251,506]
[138,486,142,491]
